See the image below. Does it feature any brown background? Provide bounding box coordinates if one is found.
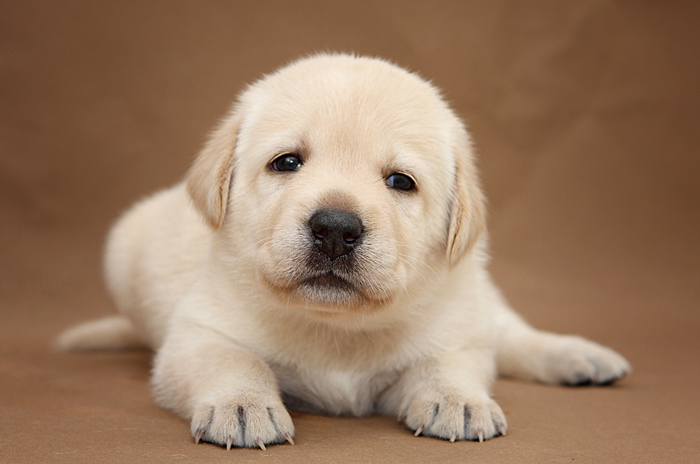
[1,1,699,463]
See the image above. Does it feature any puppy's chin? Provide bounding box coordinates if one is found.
[260,270,395,314]
[297,272,366,307]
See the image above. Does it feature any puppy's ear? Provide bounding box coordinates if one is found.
[446,128,487,267]
[186,113,241,229]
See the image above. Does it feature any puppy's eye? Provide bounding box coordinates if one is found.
[271,153,302,172]
[386,173,416,192]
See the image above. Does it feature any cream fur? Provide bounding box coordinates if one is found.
[57,54,630,449]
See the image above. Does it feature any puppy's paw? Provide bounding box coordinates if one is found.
[402,393,507,442]
[190,393,294,450]
[542,336,631,386]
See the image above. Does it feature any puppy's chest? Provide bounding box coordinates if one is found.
[270,361,399,416]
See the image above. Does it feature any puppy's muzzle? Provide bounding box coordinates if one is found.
[309,209,364,261]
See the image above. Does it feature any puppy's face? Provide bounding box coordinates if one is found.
[188,55,485,319]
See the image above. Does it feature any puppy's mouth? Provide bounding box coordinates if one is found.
[263,261,391,310]
[292,264,369,306]
[260,224,398,310]
[300,271,355,292]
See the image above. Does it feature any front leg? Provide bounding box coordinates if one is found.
[379,349,507,442]
[151,316,294,450]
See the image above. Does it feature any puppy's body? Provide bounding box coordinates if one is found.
[59,54,629,449]
[107,182,497,415]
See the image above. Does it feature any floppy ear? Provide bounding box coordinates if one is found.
[446,128,487,267]
[186,113,241,229]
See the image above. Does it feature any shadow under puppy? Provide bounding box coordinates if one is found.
[58,53,630,450]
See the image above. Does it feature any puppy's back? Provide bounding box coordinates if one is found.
[104,183,211,348]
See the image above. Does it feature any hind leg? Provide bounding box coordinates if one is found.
[488,281,630,386]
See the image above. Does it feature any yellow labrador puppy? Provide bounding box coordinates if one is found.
[59,54,630,449]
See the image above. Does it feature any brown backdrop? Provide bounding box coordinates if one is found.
[2,1,699,463]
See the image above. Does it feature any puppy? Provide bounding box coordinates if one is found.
[58,53,630,449]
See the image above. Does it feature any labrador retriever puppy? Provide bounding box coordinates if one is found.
[58,53,630,450]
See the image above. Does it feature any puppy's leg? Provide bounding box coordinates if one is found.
[379,349,507,442]
[489,281,631,386]
[152,317,294,450]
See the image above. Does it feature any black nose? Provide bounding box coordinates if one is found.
[308,209,364,261]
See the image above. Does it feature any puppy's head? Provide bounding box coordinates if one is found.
[187,54,485,319]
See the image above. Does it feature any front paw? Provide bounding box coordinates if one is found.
[402,393,507,442]
[543,336,631,386]
[190,393,294,450]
